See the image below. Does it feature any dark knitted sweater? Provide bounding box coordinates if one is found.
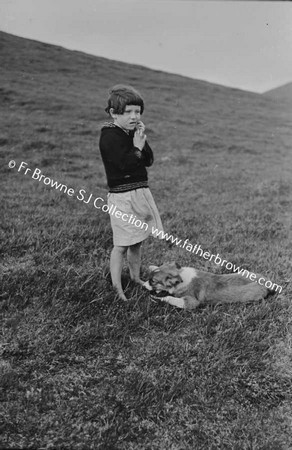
[99,123,154,193]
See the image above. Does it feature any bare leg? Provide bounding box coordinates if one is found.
[110,245,128,301]
[127,241,144,285]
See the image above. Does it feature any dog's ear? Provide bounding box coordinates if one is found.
[166,262,181,277]
[149,265,159,272]
[169,261,181,270]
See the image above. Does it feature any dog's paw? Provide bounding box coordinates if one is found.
[149,291,169,302]
[142,281,152,291]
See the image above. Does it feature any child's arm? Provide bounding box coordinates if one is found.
[134,123,153,167]
[100,132,149,173]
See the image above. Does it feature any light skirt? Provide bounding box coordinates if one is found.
[107,188,164,246]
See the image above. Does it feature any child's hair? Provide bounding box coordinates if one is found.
[105,84,144,115]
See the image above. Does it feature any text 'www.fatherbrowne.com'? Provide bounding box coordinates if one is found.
[151,227,283,293]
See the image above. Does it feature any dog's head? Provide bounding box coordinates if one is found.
[144,262,183,293]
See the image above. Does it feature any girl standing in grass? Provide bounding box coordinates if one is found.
[99,84,163,301]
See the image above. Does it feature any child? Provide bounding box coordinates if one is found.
[99,84,163,301]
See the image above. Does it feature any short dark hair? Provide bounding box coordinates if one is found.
[105,84,144,115]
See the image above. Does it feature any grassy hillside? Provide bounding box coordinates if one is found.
[1,31,292,449]
[264,82,292,104]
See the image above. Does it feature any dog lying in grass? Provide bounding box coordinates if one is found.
[143,262,273,309]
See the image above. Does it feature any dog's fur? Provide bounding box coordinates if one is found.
[143,262,272,309]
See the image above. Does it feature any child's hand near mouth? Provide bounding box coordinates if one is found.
[133,130,146,150]
[134,122,147,150]
[136,120,145,133]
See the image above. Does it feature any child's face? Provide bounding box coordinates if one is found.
[110,105,141,131]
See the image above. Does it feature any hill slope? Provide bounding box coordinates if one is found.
[1,30,291,206]
[263,81,292,103]
[1,31,292,449]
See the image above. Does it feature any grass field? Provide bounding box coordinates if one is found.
[1,31,292,449]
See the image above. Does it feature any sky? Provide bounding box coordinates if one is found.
[1,0,292,93]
